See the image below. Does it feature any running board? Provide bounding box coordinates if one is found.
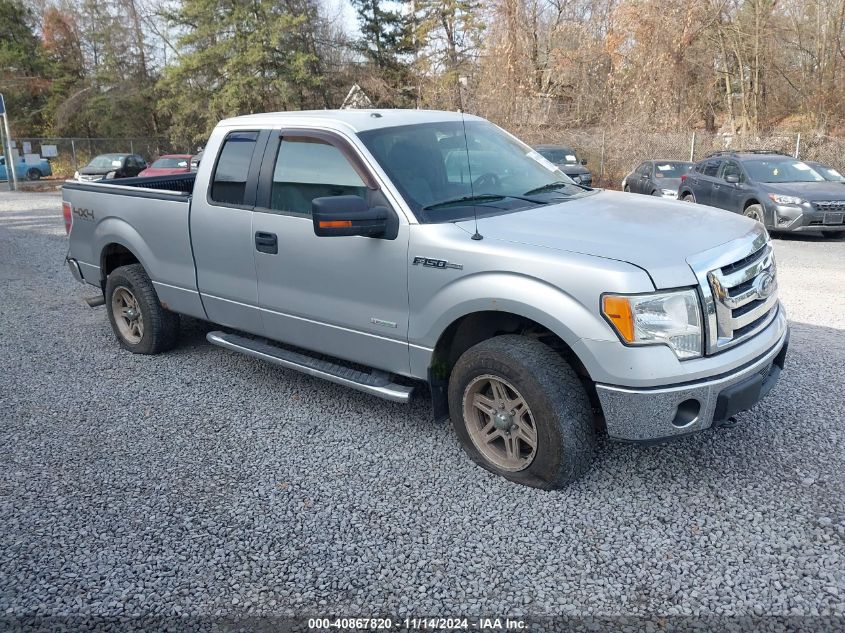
[206,331,414,403]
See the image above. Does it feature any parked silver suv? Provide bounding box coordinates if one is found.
[62,110,788,488]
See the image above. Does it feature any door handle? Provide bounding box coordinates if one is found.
[255,231,278,254]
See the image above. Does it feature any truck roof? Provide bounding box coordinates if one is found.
[218,109,485,133]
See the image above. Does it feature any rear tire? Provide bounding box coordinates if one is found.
[681,194,695,203]
[26,168,41,181]
[105,264,180,354]
[448,335,596,489]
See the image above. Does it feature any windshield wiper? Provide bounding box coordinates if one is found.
[422,194,539,211]
[522,181,577,196]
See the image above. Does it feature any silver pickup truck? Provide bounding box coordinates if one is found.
[63,110,788,488]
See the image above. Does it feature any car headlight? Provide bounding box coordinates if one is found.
[73,171,80,180]
[661,189,677,197]
[602,289,703,359]
[768,194,804,205]
[571,175,582,183]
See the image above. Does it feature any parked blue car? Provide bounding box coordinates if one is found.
[0,154,53,181]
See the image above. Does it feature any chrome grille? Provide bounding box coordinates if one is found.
[706,243,778,352]
[687,227,780,355]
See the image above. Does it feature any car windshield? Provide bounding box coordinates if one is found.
[744,158,825,183]
[357,121,589,223]
[151,157,188,168]
[536,148,578,164]
[812,164,844,182]
[88,155,125,169]
[653,162,692,178]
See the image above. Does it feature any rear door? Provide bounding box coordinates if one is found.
[251,129,411,375]
[693,159,722,206]
[190,129,270,335]
[714,160,747,212]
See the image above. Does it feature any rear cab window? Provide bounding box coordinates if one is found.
[209,131,261,206]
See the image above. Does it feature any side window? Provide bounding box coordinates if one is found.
[642,163,653,178]
[210,131,259,206]
[722,161,744,182]
[702,160,721,177]
[270,136,367,215]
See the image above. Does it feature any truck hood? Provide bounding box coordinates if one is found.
[455,190,757,288]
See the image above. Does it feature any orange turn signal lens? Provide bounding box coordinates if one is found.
[319,220,352,228]
[602,295,635,342]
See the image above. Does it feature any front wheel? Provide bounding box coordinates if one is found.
[26,168,41,181]
[105,264,180,354]
[681,194,695,203]
[623,185,631,193]
[744,204,765,225]
[448,335,596,489]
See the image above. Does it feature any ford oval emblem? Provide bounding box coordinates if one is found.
[753,271,776,299]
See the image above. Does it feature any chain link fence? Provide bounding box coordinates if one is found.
[3,137,189,182]
[511,127,845,189]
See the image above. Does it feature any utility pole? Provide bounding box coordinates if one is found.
[0,93,19,191]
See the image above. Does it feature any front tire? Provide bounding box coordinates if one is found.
[448,335,596,489]
[744,204,765,225]
[681,194,695,203]
[623,185,631,193]
[26,168,41,181]
[105,264,180,354]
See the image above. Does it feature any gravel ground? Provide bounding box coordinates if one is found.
[0,191,843,629]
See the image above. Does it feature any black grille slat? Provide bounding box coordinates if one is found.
[732,298,767,319]
[720,244,767,276]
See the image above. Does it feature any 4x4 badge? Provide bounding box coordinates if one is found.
[412,256,463,270]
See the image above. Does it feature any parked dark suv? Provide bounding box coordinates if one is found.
[533,144,592,186]
[677,151,845,237]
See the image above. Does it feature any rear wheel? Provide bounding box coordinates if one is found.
[105,264,180,354]
[448,335,596,489]
[744,204,765,225]
[26,168,41,181]
[682,194,695,203]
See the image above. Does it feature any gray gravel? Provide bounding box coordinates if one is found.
[0,191,843,625]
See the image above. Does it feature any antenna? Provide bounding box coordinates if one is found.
[459,109,482,241]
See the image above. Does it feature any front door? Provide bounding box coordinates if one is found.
[251,130,411,375]
[715,160,747,212]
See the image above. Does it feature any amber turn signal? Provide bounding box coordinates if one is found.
[319,220,352,228]
[602,295,634,342]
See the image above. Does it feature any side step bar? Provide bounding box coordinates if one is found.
[206,331,414,403]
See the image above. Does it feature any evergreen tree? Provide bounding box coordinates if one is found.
[158,0,327,147]
[349,0,417,105]
[0,0,50,136]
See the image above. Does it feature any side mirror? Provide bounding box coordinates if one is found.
[580,158,588,165]
[312,195,394,239]
[725,174,740,184]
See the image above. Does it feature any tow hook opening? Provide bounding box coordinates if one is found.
[672,398,701,428]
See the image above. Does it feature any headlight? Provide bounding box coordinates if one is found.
[602,289,703,359]
[73,171,80,180]
[571,175,582,183]
[661,189,677,197]
[768,194,804,205]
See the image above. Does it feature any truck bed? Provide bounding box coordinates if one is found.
[63,172,195,197]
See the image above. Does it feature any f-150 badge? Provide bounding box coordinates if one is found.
[412,256,462,270]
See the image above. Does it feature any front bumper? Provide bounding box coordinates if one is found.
[595,326,789,442]
[769,202,845,232]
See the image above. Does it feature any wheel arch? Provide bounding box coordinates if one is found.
[426,309,603,430]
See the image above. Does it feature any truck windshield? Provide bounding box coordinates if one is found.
[357,120,589,223]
